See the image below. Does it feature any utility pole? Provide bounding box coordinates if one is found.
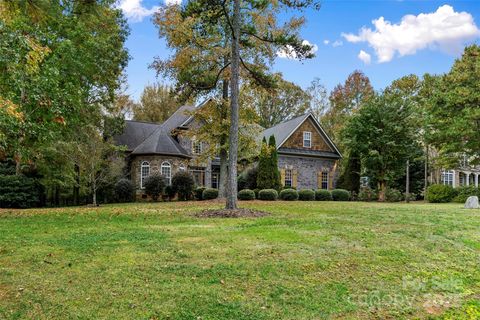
[406,160,410,203]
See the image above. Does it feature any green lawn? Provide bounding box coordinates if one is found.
[0,201,479,319]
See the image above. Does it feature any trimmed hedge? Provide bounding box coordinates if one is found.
[258,189,278,201]
[331,189,350,201]
[315,189,332,201]
[238,189,255,200]
[114,178,134,202]
[202,188,219,200]
[253,188,260,199]
[426,184,456,203]
[298,189,315,201]
[164,185,176,201]
[195,187,206,200]
[279,188,298,201]
[0,175,41,208]
[453,186,479,203]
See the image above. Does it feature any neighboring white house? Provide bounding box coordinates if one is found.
[440,156,480,188]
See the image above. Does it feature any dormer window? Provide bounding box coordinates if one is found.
[303,131,312,148]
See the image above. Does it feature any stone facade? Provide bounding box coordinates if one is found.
[278,155,338,190]
[282,118,333,152]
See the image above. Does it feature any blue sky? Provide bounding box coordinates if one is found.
[119,0,480,101]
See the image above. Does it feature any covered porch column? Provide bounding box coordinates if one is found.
[475,173,479,188]
[465,172,471,186]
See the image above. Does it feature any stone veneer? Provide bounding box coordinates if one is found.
[278,154,338,190]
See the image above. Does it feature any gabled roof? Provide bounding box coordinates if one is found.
[114,120,160,152]
[131,126,190,158]
[262,113,342,158]
[114,105,195,157]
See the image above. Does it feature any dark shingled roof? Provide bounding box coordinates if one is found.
[114,120,160,152]
[262,113,309,146]
[130,105,195,157]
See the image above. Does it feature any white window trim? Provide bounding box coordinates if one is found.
[140,161,150,189]
[303,131,312,148]
[441,170,454,186]
[161,161,172,185]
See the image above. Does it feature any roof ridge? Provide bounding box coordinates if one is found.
[125,119,162,125]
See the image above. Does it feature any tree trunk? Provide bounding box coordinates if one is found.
[92,182,97,207]
[73,164,80,205]
[218,71,229,199]
[226,0,240,210]
[15,154,21,175]
[378,181,386,202]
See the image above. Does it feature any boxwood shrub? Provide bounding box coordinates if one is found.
[298,189,315,201]
[202,188,219,200]
[331,189,350,201]
[195,187,206,200]
[426,184,456,203]
[238,189,255,200]
[315,189,332,201]
[258,189,278,201]
[279,188,298,201]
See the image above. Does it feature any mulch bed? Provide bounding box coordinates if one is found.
[194,208,270,218]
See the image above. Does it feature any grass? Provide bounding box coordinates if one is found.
[0,201,479,319]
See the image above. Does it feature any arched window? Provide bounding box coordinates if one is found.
[179,163,186,171]
[161,161,172,185]
[140,161,150,189]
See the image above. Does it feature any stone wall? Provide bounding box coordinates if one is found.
[282,117,333,152]
[278,155,338,190]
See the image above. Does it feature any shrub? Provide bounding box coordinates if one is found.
[279,188,298,201]
[237,174,247,191]
[258,189,278,201]
[315,189,332,201]
[358,187,378,202]
[0,175,41,208]
[114,178,134,202]
[331,189,350,201]
[385,188,403,202]
[426,184,456,203]
[144,174,166,201]
[453,186,479,203]
[195,187,206,200]
[238,189,255,200]
[253,188,260,199]
[298,189,315,201]
[202,188,219,200]
[282,185,296,190]
[172,171,195,201]
[164,185,176,201]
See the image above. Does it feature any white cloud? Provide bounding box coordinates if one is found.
[332,40,343,47]
[117,0,161,22]
[342,5,480,63]
[323,40,330,45]
[277,40,318,60]
[358,50,371,65]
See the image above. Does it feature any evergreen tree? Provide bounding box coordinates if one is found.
[268,135,282,190]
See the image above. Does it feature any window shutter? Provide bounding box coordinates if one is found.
[293,170,298,188]
[329,170,334,190]
[317,171,322,189]
[280,169,286,186]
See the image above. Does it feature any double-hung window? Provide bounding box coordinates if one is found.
[285,169,293,187]
[303,131,312,148]
[192,140,202,154]
[161,162,172,185]
[321,171,329,190]
[140,161,150,189]
[441,170,453,186]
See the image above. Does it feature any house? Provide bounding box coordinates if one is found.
[438,162,480,188]
[114,103,342,193]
